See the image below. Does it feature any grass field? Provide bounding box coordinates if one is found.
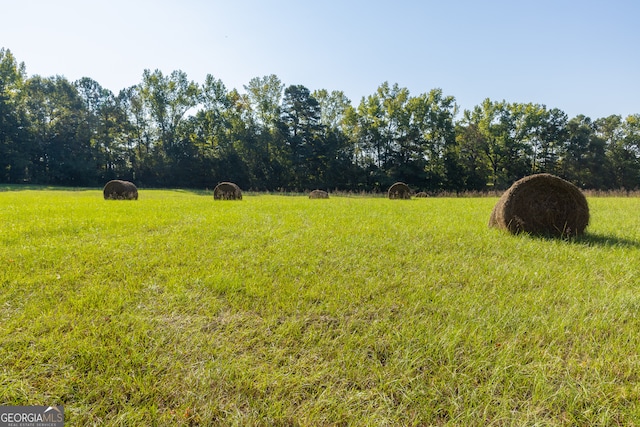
[1,187,640,426]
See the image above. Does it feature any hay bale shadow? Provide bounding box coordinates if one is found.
[214,182,242,200]
[309,189,329,199]
[388,182,411,199]
[103,180,138,200]
[489,173,589,237]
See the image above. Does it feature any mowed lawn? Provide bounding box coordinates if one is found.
[1,188,640,426]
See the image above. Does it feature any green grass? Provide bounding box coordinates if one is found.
[1,188,640,425]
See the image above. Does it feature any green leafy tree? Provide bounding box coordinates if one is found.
[598,114,640,189]
[511,103,566,174]
[561,115,608,189]
[198,74,231,154]
[186,76,253,189]
[462,99,531,188]
[116,85,153,183]
[535,107,568,174]
[0,48,29,183]
[137,69,200,184]
[351,83,460,191]
[244,75,283,132]
[23,75,96,184]
[352,90,386,189]
[403,89,459,191]
[242,75,288,188]
[619,114,640,189]
[4,49,640,192]
[313,89,359,189]
[76,77,131,181]
[140,69,200,150]
[279,84,325,189]
[455,120,492,190]
[377,82,411,173]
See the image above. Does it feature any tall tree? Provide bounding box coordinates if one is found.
[462,99,531,188]
[244,74,284,132]
[562,115,608,189]
[280,84,325,189]
[403,89,459,191]
[224,88,266,189]
[455,120,492,190]
[242,75,287,187]
[182,75,252,189]
[23,75,95,185]
[75,77,129,181]
[189,75,230,159]
[354,91,386,189]
[138,69,199,184]
[598,114,640,189]
[0,48,29,183]
[139,69,199,151]
[313,89,359,189]
[377,82,411,174]
[536,107,568,174]
[116,85,152,182]
[619,114,640,189]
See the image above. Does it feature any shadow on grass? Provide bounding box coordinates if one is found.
[0,184,95,192]
[521,231,640,248]
[574,232,640,249]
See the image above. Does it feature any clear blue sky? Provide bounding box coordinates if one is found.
[2,0,638,119]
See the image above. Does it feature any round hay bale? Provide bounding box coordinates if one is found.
[489,173,589,237]
[103,180,138,200]
[415,191,428,198]
[213,182,242,200]
[309,189,329,199]
[388,182,411,199]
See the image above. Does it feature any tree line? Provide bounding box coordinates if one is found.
[1,48,639,192]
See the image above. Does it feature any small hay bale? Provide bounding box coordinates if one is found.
[388,182,411,199]
[214,182,242,200]
[309,189,329,199]
[415,192,428,198]
[489,173,589,237]
[103,180,138,200]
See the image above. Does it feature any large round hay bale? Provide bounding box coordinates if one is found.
[213,182,242,200]
[309,189,329,199]
[415,191,428,198]
[103,180,138,200]
[388,182,411,199]
[489,173,589,237]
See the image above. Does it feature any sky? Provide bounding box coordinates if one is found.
[2,0,639,119]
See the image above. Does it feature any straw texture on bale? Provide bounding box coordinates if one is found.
[388,182,411,199]
[103,180,138,200]
[309,189,329,199]
[415,192,428,198]
[489,173,589,237]
[213,182,243,200]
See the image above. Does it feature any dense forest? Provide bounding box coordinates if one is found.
[1,48,639,192]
